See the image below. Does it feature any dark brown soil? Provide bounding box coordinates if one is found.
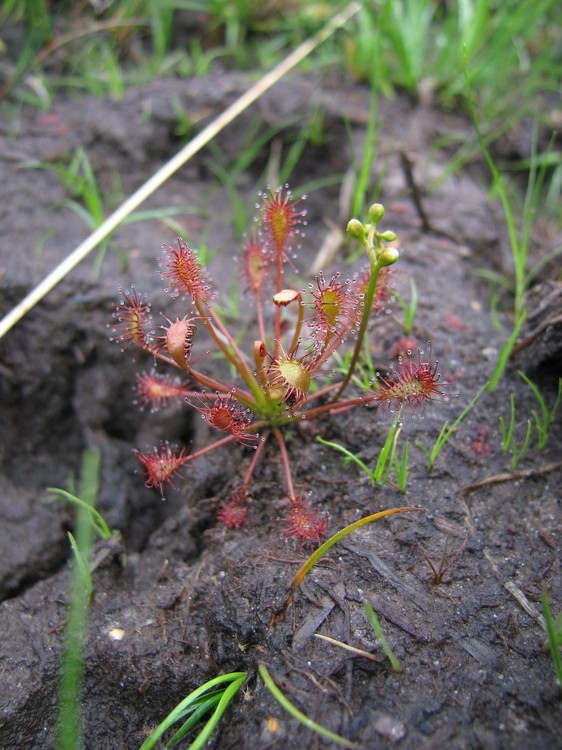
[0,67,561,750]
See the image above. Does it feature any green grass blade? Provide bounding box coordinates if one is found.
[47,488,112,539]
[487,310,526,391]
[351,62,378,218]
[395,439,409,492]
[57,200,98,231]
[541,590,562,696]
[500,394,516,452]
[518,371,562,449]
[187,675,246,750]
[464,47,524,314]
[258,664,359,749]
[67,532,93,602]
[418,382,488,470]
[364,601,402,672]
[56,549,90,749]
[78,446,101,507]
[374,418,399,482]
[139,672,247,750]
[270,506,420,626]
[166,694,223,746]
[511,420,532,469]
[316,437,374,480]
[55,448,101,750]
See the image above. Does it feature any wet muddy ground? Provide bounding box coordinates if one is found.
[0,66,561,749]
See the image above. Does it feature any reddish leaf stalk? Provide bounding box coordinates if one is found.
[273,428,296,501]
[193,297,264,405]
[242,432,268,486]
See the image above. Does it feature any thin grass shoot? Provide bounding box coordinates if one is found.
[541,589,562,697]
[258,664,359,749]
[363,601,402,672]
[139,671,247,750]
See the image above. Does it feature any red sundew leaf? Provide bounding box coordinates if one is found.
[159,238,213,304]
[135,443,191,495]
[374,345,450,412]
[280,497,328,546]
[110,286,154,351]
[134,371,191,410]
[259,185,306,260]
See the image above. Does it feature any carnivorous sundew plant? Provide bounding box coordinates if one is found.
[111,188,449,543]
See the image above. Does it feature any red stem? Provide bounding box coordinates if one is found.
[187,433,237,461]
[242,432,268,486]
[153,349,256,409]
[273,428,296,501]
[297,394,376,421]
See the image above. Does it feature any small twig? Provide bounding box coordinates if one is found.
[400,151,431,232]
[504,581,545,630]
[459,461,562,499]
[399,150,463,243]
[511,312,562,357]
[314,633,382,662]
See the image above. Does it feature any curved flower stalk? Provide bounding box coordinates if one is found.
[112,187,447,544]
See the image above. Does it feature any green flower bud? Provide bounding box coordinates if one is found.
[378,230,397,242]
[346,219,365,241]
[379,248,399,266]
[368,203,385,224]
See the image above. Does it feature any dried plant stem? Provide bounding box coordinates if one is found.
[0,1,361,341]
[313,633,382,662]
[459,460,562,499]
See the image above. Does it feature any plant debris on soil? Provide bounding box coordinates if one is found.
[0,63,561,749]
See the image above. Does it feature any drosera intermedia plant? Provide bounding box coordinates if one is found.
[112,190,429,542]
